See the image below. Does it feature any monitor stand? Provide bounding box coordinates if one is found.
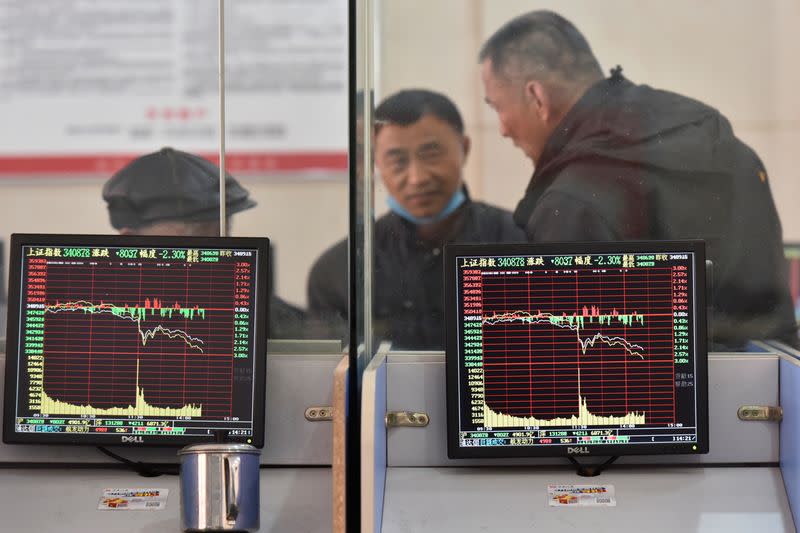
[567,456,619,477]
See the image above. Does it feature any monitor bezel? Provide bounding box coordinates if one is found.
[444,240,709,459]
[3,233,269,447]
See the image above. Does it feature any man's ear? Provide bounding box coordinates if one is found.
[461,135,471,161]
[119,227,133,235]
[524,80,551,123]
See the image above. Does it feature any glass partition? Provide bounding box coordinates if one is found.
[363,0,800,353]
[222,0,349,345]
[0,0,353,527]
[0,0,350,346]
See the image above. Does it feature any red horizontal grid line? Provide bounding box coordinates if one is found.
[480,296,674,300]
[486,378,676,385]
[482,361,674,367]
[479,269,675,275]
[41,280,239,284]
[43,330,236,334]
[42,306,237,312]
[41,272,242,275]
[44,389,233,396]
[42,279,240,285]
[39,266,239,269]
[477,338,675,342]
[42,351,233,357]
[479,312,675,318]
[43,369,238,373]
[44,369,235,375]
[486,391,674,397]
[478,281,673,290]
[481,355,675,360]
[45,367,236,376]
[40,278,241,283]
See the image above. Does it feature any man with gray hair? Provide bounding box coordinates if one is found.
[479,10,795,349]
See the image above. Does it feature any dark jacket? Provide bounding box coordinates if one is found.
[269,295,307,339]
[514,73,796,348]
[307,196,525,349]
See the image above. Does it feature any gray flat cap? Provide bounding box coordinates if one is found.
[103,147,256,230]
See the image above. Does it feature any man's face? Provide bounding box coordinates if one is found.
[481,59,548,164]
[375,114,468,220]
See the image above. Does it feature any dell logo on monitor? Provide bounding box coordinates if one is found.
[121,436,144,444]
[567,446,590,454]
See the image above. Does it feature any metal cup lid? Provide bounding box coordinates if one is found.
[177,443,261,456]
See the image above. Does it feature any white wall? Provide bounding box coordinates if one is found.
[3,1,799,308]
[376,0,800,239]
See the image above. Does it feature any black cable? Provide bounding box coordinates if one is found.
[96,446,179,477]
[567,455,619,477]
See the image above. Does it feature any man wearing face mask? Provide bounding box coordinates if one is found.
[307,89,525,349]
[479,10,796,349]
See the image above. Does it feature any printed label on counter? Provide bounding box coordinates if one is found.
[547,484,616,507]
[97,488,169,510]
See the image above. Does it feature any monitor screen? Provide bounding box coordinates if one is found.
[785,243,800,326]
[445,241,709,459]
[3,234,268,447]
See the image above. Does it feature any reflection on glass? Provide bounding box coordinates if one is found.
[477,10,794,350]
[220,0,349,345]
[102,148,307,339]
[371,90,524,349]
[309,90,525,350]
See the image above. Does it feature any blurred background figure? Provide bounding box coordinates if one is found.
[479,10,796,350]
[307,90,524,349]
[103,147,307,339]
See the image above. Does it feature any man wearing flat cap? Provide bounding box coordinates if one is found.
[103,147,307,338]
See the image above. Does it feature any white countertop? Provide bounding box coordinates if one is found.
[0,466,331,532]
[381,466,794,533]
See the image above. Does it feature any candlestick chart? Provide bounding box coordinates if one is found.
[460,263,686,429]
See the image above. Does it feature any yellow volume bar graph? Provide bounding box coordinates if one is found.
[483,395,645,427]
[39,359,202,417]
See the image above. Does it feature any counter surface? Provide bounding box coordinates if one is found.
[381,466,794,532]
[0,466,331,532]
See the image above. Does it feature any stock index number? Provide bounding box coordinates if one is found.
[62,248,91,258]
[496,257,525,267]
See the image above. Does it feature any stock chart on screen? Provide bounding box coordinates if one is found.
[3,234,268,446]
[445,242,708,459]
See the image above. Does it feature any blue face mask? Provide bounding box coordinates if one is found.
[387,187,466,225]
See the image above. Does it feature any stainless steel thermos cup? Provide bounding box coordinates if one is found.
[178,443,261,532]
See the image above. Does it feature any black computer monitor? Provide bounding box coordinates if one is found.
[785,243,800,326]
[445,241,709,459]
[3,234,269,447]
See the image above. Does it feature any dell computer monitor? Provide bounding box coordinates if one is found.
[3,234,268,447]
[445,241,709,459]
